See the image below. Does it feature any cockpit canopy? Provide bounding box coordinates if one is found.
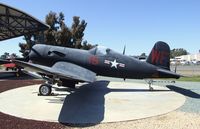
[89,46,111,56]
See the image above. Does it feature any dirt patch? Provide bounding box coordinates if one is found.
[0,79,66,129]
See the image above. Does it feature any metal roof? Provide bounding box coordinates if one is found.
[0,3,49,41]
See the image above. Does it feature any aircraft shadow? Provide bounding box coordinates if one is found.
[58,80,110,126]
[55,80,171,126]
[166,85,200,99]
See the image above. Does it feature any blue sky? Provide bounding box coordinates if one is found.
[0,0,200,56]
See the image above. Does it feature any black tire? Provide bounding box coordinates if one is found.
[39,84,52,96]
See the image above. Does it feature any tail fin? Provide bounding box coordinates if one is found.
[146,41,170,70]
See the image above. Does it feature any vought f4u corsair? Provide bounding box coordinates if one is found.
[0,3,181,95]
[13,41,181,95]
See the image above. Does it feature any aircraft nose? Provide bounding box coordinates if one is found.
[29,45,44,60]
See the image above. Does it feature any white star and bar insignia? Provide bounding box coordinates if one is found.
[104,59,125,68]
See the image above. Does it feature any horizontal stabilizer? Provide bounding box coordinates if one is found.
[157,68,182,79]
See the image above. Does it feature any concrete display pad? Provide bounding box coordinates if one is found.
[0,81,185,123]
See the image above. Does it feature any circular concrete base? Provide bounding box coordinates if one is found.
[0,81,185,123]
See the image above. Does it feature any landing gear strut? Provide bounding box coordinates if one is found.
[39,84,52,96]
[38,76,78,96]
[148,83,154,91]
[146,80,154,91]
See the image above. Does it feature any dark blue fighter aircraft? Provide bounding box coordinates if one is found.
[0,3,181,96]
[12,41,181,95]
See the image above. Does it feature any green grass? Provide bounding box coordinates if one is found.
[179,76,200,82]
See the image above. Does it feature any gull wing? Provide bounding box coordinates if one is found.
[13,60,96,82]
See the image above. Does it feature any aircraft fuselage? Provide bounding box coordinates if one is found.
[29,44,179,79]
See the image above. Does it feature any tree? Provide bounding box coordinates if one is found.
[0,52,18,59]
[44,12,89,48]
[45,13,92,48]
[19,12,94,57]
[170,48,188,58]
[44,11,58,45]
[81,40,95,50]
[0,52,9,59]
[10,53,18,58]
[71,16,87,49]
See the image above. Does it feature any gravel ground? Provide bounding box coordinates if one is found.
[174,81,200,114]
[0,76,200,129]
[79,111,200,129]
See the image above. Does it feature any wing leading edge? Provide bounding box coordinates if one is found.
[13,60,96,82]
[0,59,11,64]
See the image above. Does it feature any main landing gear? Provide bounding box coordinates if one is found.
[145,80,154,91]
[148,82,154,91]
[145,79,176,91]
[39,84,52,96]
[38,78,77,96]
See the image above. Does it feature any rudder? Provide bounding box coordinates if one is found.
[146,41,170,70]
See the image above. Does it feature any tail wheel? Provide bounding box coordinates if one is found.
[39,84,52,96]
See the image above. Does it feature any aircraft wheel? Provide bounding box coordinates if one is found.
[149,86,154,91]
[39,84,52,96]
